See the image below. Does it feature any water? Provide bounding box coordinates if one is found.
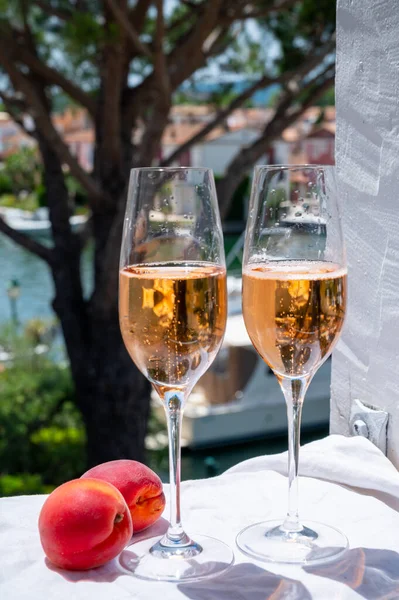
[0,235,93,325]
[0,236,55,324]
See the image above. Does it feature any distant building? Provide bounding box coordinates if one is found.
[0,113,34,159]
[278,106,336,166]
[161,106,274,173]
[53,107,92,134]
[161,123,262,173]
[0,105,336,176]
[163,105,335,174]
[0,106,93,163]
[63,129,94,172]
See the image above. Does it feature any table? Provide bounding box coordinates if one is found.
[1,435,399,599]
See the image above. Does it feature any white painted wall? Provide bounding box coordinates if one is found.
[331,0,399,466]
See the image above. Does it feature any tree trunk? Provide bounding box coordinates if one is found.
[52,265,151,467]
[75,130,152,467]
[78,313,151,467]
[38,127,151,467]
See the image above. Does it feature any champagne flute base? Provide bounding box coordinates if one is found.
[119,534,234,582]
[236,519,348,566]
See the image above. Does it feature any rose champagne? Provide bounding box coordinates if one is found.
[119,262,226,397]
[243,261,347,377]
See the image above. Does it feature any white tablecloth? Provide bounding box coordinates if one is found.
[1,434,399,599]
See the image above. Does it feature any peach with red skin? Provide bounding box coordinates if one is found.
[82,460,165,533]
[39,478,133,570]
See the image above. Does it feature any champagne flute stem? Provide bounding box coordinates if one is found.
[279,376,309,533]
[163,390,189,545]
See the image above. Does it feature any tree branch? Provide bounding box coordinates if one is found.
[162,75,275,168]
[32,0,72,20]
[0,31,96,115]
[162,38,335,167]
[130,0,310,120]
[0,91,33,136]
[0,52,107,206]
[229,0,299,21]
[217,64,335,217]
[0,217,53,264]
[105,0,152,59]
[26,392,69,436]
[97,1,130,169]
[136,0,171,166]
[165,2,202,40]
[154,0,169,87]
[129,0,152,31]
[125,0,226,125]
[167,0,225,91]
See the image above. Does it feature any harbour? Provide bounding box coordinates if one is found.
[0,229,329,481]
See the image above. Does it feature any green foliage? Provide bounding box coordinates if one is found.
[145,410,169,477]
[163,4,196,52]
[63,13,105,62]
[267,186,286,209]
[214,174,250,223]
[0,168,87,211]
[218,29,269,78]
[0,327,86,496]
[0,170,13,195]
[65,174,88,206]
[0,362,76,471]
[316,86,335,106]
[24,318,58,347]
[0,0,20,22]
[0,474,52,496]
[3,147,42,196]
[224,175,251,222]
[0,192,39,212]
[298,0,336,40]
[265,0,336,72]
[35,182,48,207]
[30,426,86,487]
[0,194,17,207]
[267,88,282,108]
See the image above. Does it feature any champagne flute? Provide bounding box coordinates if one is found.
[236,165,348,565]
[118,167,234,581]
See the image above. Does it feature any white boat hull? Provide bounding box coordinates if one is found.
[181,359,331,448]
[153,312,332,449]
[0,208,88,235]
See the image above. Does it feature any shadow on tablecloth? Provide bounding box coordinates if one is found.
[178,562,311,600]
[306,547,399,600]
[47,557,311,599]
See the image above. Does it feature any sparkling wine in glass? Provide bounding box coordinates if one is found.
[119,167,234,581]
[236,165,348,565]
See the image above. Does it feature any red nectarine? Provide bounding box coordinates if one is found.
[39,478,133,570]
[82,460,165,533]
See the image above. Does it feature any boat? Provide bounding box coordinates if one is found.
[279,201,327,232]
[152,271,331,449]
[0,207,88,236]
